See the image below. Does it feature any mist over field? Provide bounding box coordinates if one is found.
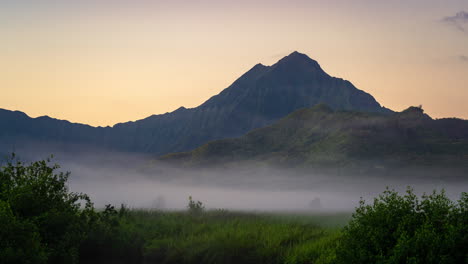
[37,151,465,211]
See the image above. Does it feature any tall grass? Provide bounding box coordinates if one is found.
[80,209,346,264]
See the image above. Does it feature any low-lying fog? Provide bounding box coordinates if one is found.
[9,151,468,211]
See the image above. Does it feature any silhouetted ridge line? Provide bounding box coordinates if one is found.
[1,52,392,155]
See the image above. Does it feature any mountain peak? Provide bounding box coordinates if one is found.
[281,51,316,63]
[288,50,310,58]
[273,51,327,76]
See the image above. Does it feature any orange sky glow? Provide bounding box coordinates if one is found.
[1,0,467,126]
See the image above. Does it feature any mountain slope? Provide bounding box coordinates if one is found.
[160,105,468,171]
[0,52,390,155]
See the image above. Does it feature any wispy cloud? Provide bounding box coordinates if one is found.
[442,11,468,33]
[459,55,468,63]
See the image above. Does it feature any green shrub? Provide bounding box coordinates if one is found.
[0,200,47,264]
[0,155,145,264]
[336,187,467,264]
[0,155,92,264]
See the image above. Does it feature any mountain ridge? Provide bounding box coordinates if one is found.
[1,51,392,155]
[158,104,468,173]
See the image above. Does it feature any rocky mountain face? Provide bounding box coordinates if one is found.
[0,51,390,155]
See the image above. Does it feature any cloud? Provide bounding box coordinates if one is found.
[459,55,468,63]
[442,11,468,33]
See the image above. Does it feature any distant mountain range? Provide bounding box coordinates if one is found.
[0,51,391,156]
[160,105,468,174]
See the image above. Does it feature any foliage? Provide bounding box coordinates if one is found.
[79,204,144,264]
[0,155,92,264]
[0,200,47,264]
[0,155,145,264]
[187,196,205,214]
[336,187,468,264]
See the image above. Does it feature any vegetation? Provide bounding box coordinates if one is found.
[0,155,92,264]
[336,188,468,264]
[187,196,205,214]
[160,105,468,172]
[118,210,342,264]
[0,156,466,264]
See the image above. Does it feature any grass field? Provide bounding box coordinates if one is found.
[80,209,350,264]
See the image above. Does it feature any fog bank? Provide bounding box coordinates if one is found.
[56,152,468,211]
[4,150,466,211]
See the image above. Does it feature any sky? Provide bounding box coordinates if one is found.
[1,0,467,126]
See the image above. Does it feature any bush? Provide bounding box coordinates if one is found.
[0,155,93,264]
[0,200,47,264]
[336,187,467,264]
[0,155,145,264]
[187,196,205,214]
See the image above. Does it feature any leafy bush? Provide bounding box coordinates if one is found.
[336,187,467,264]
[0,200,47,264]
[0,155,144,264]
[0,155,92,264]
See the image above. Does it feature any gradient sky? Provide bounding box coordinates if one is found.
[1,0,467,126]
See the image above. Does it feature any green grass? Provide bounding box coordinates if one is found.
[82,210,348,264]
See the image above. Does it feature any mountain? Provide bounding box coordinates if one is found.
[159,105,468,173]
[0,51,390,155]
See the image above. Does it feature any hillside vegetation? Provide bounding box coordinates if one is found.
[160,105,468,173]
